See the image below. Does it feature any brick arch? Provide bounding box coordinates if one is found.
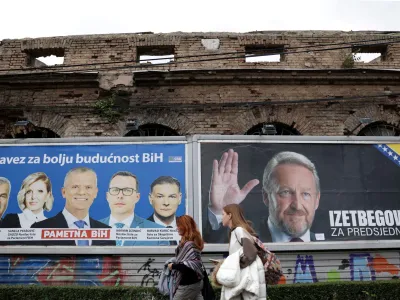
[125,123,179,136]
[119,110,195,136]
[228,106,310,134]
[343,105,400,136]
[23,111,80,137]
[245,121,301,135]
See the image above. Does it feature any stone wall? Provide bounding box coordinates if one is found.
[0,31,400,137]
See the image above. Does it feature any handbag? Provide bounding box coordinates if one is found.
[158,258,176,296]
[253,237,283,285]
[201,263,216,300]
[235,230,283,285]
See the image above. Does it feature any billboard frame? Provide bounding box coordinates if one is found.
[0,136,189,255]
[1,135,400,254]
[193,135,400,252]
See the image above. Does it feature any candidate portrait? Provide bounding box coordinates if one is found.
[31,167,115,246]
[100,171,170,246]
[0,177,11,223]
[260,151,320,242]
[147,176,182,228]
[207,149,321,243]
[1,172,54,229]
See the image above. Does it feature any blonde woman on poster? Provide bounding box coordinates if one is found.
[1,172,53,228]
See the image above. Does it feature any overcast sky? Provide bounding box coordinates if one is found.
[1,0,399,40]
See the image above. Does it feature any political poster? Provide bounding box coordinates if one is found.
[0,142,186,246]
[201,142,400,244]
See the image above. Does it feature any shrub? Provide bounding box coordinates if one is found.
[0,280,399,300]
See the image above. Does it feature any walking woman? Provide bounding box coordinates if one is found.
[219,203,266,300]
[168,215,205,300]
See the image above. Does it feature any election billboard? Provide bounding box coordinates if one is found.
[200,141,400,245]
[0,142,186,246]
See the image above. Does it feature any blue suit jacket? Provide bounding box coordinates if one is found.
[99,214,170,246]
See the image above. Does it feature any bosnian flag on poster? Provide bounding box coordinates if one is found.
[375,144,400,166]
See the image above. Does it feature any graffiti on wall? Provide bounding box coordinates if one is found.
[138,258,161,287]
[284,252,400,284]
[0,256,123,286]
[0,252,399,286]
[293,255,318,283]
[349,253,376,281]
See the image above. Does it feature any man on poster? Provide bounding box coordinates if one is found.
[147,176,182,245]
[32,167,115,246]
[0,177,11,224]
[147,176,182,228]
[100,171,170,246]
[207,149,321,243]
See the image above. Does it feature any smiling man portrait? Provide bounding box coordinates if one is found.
[207,150,321,243]
[0,177,11,224]
[100,171,169,246]
[32,167,115,246]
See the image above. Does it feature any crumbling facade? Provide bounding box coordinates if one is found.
[0,31,400,138]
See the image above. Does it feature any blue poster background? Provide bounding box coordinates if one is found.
[0,143,186,221]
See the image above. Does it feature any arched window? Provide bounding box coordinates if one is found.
[245,122,301,135]
[125,123,179,137]
[357,122,400,136]
[6,122,60,139]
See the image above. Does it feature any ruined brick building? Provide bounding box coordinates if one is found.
[0,31,400,138]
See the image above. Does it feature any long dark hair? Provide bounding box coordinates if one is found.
[176,215,204,251]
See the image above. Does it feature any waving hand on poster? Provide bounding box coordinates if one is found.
[208,149,259,230]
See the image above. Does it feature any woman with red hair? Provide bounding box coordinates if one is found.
[168,215,205,300]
